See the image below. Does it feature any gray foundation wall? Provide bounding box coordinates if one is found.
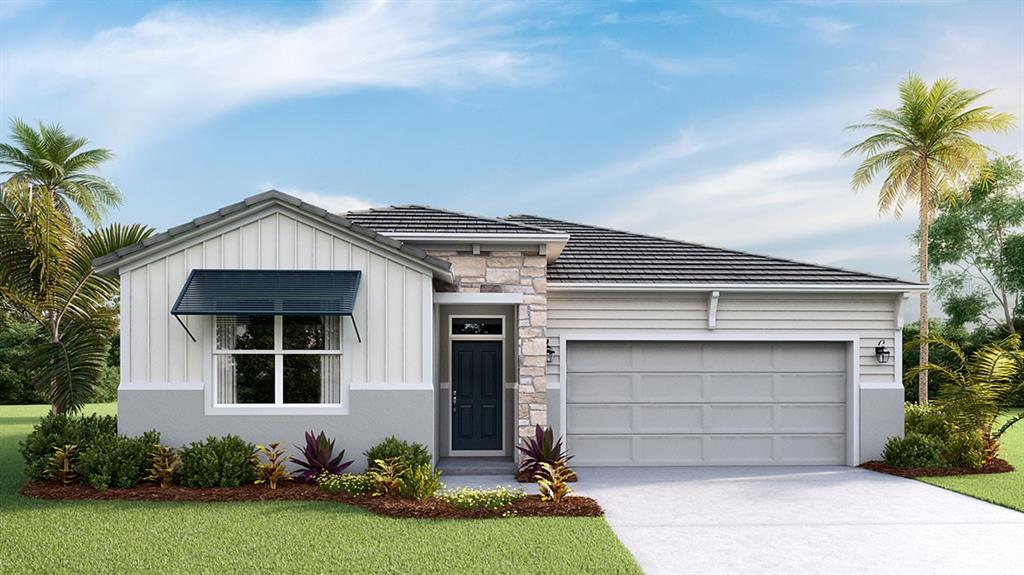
[119,388,435,473]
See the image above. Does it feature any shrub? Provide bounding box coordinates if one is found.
[46,444,79,485]
[367,458,405,497]
[882,432,947,468]
[180,435,256,488]
[364,436,430,471]
[20,413,118,480]
[439,486,526,511]
[254,442,291,490]
[290,430,353,483]
[317,472,375,496]
[536,459,575,503]
[146,444,180,488]
[904,403,955,441]
[399,464,444,501]
[79,431,160,490]
[942,430,987,469]
[517,424,572,480]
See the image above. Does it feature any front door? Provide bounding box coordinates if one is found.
[451,340,503,451]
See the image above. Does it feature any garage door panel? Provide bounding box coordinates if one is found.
[705,373,775,401]
[638,436,703,464]
[706,436,775,464]
[703,343,774,370]
[774,373,846,402]
[568,404,633,434]
[565,341,634,371]
[566,340,848,466]
[637,374,704,401]
[569,435,633,465]
[776,405,845,433]
[705,404,774,432]
[634,342,703,370]
[566,373,633,402]
[637,405,704,433]
[778,435,845,464]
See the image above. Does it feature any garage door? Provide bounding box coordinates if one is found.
[565,341,847,466]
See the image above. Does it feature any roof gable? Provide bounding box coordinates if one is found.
[92,191,453,278]
[503,215,921,287]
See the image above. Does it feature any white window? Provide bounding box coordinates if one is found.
[214,315,342,406]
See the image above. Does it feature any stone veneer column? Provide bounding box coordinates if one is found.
[429,250,548,447]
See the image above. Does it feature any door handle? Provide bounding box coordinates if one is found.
[451,389,457,412]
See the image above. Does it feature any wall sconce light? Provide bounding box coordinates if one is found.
[875,340,891,364]
[546,345,555,363]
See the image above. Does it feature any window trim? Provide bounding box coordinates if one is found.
[212,315,343,409]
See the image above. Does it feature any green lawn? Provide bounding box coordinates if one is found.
[920,409,1024,513]
[0,404,640,575]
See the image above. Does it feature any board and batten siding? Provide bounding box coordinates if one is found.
[545,291,901,387]
[119,206,433,388]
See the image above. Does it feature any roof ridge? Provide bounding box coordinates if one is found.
[346,204,564,235]
[506,214,919,285]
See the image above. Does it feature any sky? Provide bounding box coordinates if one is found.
[1,0,1022,293]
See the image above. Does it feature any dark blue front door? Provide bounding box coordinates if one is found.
[452,340,502,451]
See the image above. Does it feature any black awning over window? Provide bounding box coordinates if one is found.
[171,270,362,341]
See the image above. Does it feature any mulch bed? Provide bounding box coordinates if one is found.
[860,458,1015,478]
[19,481,602,519]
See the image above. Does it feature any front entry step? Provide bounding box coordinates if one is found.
[438,457,516,476]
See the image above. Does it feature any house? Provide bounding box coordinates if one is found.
[93,190,926,469]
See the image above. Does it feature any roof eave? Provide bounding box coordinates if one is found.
[547,282,929,293]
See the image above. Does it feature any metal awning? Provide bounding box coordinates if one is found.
[171,269,362,342]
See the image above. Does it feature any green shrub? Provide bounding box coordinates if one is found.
[942,429,987,469]
[904,403,954,441]
[399,464,444,501]
[180,435,256,488]
[882,432,947,468]
[79,431,160,490]
[367,458,405,497]
[364,436,430,471]
[439,487,526,510]
[20,413,118,480]
[316,472,375,496]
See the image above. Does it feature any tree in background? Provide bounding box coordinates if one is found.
[845,75,1016,404]
[925,156,1024,334]
[0,120,150,413]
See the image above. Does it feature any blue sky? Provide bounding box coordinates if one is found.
[1,0,1021,286]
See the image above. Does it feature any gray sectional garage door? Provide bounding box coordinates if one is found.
[565,341,847,466]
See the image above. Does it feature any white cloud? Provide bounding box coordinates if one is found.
[598,148,891,247]
[602,39,735,77]
[2,1,545,148]
[273,188,374,214]
[0,0,42,21]
[596,11,690,26]
[803,16,854,44]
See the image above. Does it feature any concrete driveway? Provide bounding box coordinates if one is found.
[571,467,1024,575]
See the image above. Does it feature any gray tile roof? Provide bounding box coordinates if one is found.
[343,205,559,235]
[92,191,453,276]
[502,215,919,286]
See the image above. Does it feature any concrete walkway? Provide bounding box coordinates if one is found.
[447,467,1024,575]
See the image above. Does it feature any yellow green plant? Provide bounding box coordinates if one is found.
[535,459,574,503]
[146,444,180,488]
[367,457,405,497]
[254,442,291,490]
[46,444,78,485]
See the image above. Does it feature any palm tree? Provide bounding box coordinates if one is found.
[0,121,151,413]
[0,119,122,226]
[904,334,1024,457]
[0,180,151,413]
[845,75,1016,404]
